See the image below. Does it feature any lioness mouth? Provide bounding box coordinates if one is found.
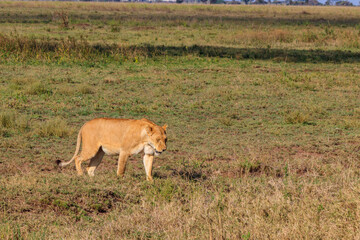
[149,143,162,155]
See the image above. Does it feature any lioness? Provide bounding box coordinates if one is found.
[56,118,167,181]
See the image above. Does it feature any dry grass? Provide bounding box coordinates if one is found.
[0,2,360,239]
[1,2,360,51]
[78,84,94,95]
[25,82,53,95]
[0,111,30,137]
[1,58,359,239]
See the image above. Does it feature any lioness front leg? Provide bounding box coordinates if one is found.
[143,154,154,182]
[117,152,130,177]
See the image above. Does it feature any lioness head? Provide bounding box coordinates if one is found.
[145,124,167,155]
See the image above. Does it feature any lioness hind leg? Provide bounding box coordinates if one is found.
[75,156,84,176]
[75,150,99,176]
[87,149,105,177]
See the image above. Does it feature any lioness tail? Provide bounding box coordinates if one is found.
[56,126,82,167]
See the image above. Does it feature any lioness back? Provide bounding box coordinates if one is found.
[81,118,151,152]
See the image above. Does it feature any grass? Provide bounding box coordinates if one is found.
[2,2,360,52]
[0,2,360,239]
[36,118,74,138]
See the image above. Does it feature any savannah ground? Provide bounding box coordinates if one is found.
[1,2,360,239]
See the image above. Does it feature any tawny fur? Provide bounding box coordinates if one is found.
[57,118,167,181]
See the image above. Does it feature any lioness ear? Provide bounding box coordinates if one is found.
[145,125,153,136]
[162,124,168,131]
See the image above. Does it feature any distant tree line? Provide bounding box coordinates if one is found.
[60,0,356,5]
[225,0,354,5]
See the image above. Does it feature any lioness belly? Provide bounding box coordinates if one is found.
[102,146,119,156]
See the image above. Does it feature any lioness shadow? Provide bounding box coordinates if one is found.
[153,168,206,181]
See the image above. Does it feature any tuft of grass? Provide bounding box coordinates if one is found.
[15,115,30,132]
[110,25,120,33]
[35,118,73,138]
[56,85,75,96]
[237,159,262,176]
[217,117,234,126]
[25,82,52,95]
[78,85,94,94]
[0,111,30,133]
[341,118,360,130]
[285,111,310,124]
[302,31,318,43]
[0,111,16,128]
[9,78,34,90]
